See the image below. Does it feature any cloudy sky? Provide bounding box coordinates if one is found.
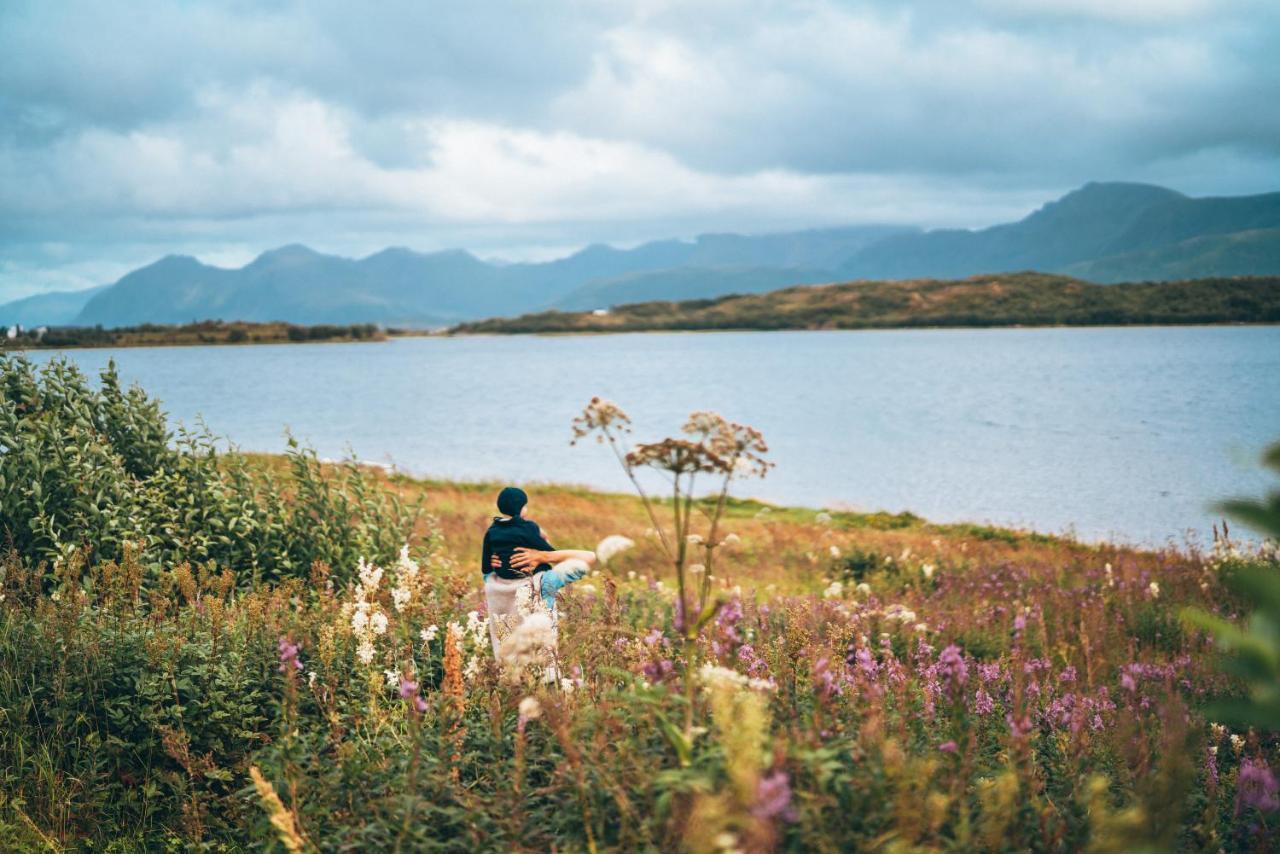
[2,0,1277,301]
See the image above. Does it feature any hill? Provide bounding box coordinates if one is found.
[839,182,1280,281]
[3,182,1278,328]
[449,273,1280,334]
[0,285,105,326]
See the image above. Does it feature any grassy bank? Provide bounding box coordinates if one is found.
[1,319,386,350]
[449,272,1280,335]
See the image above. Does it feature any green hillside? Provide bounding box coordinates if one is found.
[450,272,1280,334]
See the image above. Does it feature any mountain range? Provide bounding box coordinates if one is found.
[4,181,1278,328]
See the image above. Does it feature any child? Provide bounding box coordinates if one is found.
[482,487,597,658]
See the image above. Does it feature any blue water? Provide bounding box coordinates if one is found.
[20,326,1280,547]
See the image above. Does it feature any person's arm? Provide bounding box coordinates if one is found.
[481,529,493,577]
[509,547,598,571]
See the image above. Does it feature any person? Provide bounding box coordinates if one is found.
[482,486,597,658]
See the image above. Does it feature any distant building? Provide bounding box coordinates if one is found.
[591,308,610,316]
[5,325,17,340]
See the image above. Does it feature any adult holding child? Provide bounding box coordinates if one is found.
[482,486,597,660]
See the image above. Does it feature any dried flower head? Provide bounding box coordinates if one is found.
[571,397,632,444]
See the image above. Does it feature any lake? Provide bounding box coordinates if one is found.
[21,325,1280,547]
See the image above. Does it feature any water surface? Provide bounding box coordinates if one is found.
[23,326,1280,547]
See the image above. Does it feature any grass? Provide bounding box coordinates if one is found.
[448,272,1280,335]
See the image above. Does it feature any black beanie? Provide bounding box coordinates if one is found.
[497,486,528,517]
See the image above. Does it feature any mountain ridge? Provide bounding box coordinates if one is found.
[2,181,1277,328]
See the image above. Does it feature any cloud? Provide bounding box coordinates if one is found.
[0,0,1277,300]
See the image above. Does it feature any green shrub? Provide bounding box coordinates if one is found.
[0,355,420,583]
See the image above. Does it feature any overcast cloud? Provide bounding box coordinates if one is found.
[1,0,1277,300]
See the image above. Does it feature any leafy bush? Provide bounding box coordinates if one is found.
[0,355,419,582]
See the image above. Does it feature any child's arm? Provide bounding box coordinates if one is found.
[509,547,597,571]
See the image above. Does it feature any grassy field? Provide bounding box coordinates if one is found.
[450,272,1280,335]
[3,356,1278,851]
[0,319,386,350]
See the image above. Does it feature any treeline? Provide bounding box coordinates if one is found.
[450,273,1280,334]
[1,319,384,350]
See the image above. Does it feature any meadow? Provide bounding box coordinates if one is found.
[2,355,1279,851]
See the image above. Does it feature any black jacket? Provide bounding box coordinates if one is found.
[481,517,554,579]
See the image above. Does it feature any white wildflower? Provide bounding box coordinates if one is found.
[307,670,317,688]
[392,587,411,612]
[518,696,543,720]
[884,604,917,623]
[499,612,557,671]
[856,582,872,596]
[815,512,832,524]
[420,625,439,643]
[823,581,844,599]
[384,669,399,688]
[559,677,576,694]
[914,622,929,633]
[356,639,375,665]
[351,608,370,633]
[577,583,597,596]
[1148,581,1160,598]
[464,656,481,680]
[596,534,636,565]
[921,563,936,580]
[689,563,706,576]
[721,533,742,549]
[829,545,841,558]
[370,611,389,635]
[466,610,488,647]
[687,534,705,545]
[627,570,637,581]
[1231,733,1246,755]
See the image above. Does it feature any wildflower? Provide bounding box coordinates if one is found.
[689,563,706,576]
[914,622,929,633]
[1231,733,1246,755]
[277,637,303,674]
[370,611,388,635]
[465,610,487,647]
[937,644,969,691]
[884,604,917,623]
[1236,758,1280,814]
[392,587,411,612]
[1147,581,1160,598]
[518,696,543,721]
[249,766,308,853]
[596,534,635,564]
[499,612,557,671]
[420,625,439,643]
[687,533,705,545]
[815,512,832,524]
[559,677,576,693]
[714,832,741,852]
[939,740,958,753]
[829,545,841,558]
[822,581,844,599]
[627,570,637,581]
[753,770,796,822]
[921,563,935,580]
[856,582,872,596]
[351,609,369,633]
[1013,613,1027,632]
[356,638,375,664]
[721,533,742,548]
[384,669,399,688]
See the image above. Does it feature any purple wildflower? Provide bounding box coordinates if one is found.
[1237,758,1280,814]
[938,740,958,753]
[937,644,969,692]
[277,637,302,674]
[753,770,796,822]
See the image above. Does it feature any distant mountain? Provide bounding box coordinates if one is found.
[838,182,1280,281]
[0,286,106,326]
[10,181,1275,329]
[69,226,911,328]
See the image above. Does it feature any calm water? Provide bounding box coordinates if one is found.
[23,326,1280,547]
